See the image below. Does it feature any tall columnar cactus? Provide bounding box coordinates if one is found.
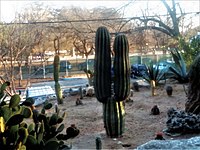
[113,34,130,101]
[53,55,63,104]
[94,26,130,137]
[94,27,112,103]
[185,54,200,114]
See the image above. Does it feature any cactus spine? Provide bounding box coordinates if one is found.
[94,26,130,137]
[53,55,63,104]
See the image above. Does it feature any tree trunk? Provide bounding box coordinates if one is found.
[18,65,23,87]
[151,80,156,96]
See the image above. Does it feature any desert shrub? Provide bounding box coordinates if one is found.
[167,48,189,83]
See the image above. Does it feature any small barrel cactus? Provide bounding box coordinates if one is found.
[166,85,173,96]
[94,26,130,137]
[96,136,102,150]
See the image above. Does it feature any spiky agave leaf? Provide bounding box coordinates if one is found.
[142,63,165,85]
[168,48,188,83]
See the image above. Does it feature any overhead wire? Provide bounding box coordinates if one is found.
[2,11,200,25]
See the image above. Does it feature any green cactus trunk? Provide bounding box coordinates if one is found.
[94,26,130,137]
[113,34,130,101]
[55,82,63,104]
[54,55,60,82]
[94,26,112,103]
[53,55,63,104]
[185,54,200,114]
[103,98,125,137]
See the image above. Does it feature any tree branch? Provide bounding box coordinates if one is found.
[132,26,174,37]
[138,17,174,36]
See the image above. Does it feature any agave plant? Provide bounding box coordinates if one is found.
[167,48,189,83]
[141,62,166,96]
[142,62,166,86]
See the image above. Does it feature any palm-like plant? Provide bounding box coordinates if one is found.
[168,48,189,83]
[141,62,166,96]
[142,62,166,86]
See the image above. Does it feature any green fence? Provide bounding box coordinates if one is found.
[129,54,172,65]
[0,54,172,79]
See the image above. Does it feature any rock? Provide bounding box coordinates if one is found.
[86,86,95,97]
[166,108,200,134]
[136,136,200,149]
[69,88,80,96]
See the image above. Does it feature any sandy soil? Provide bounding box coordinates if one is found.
[31,79,200,150]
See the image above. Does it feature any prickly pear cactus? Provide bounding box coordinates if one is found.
[0,90,33,149]
[53,55,63,104]
[94,26,130,137]
[0,81,79,150]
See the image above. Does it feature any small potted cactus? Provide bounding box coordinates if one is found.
[133,81,139,92]
[166,85,173,96]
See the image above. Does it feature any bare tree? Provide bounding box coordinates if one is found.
[54,6,131,70]
[0,22,42,93]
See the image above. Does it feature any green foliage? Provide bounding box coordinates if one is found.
[0,81,79,150]
[9,94,21,108]
[168,48,189,83]
[142,63,166,86]
[0,81,10,105]
[178,36,200,68]
[0,81,10,94]
[189,35,200,58]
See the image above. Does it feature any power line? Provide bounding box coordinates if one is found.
[2,11,200,25]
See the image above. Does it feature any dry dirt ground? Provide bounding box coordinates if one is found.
[30,79,200,150]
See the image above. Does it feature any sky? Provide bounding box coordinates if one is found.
[0,0,200,27]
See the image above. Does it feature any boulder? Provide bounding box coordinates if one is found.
[137,136,200,149]
[166,108,200,134]
[85,86,95,97]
